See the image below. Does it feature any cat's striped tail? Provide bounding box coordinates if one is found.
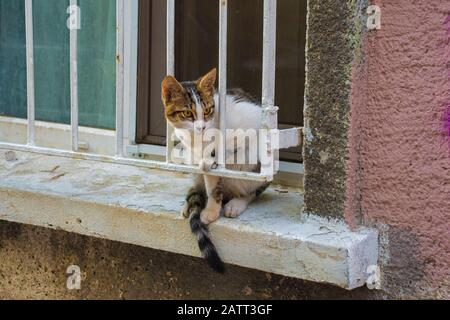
[187,188,225,273]
[190,213,225,273]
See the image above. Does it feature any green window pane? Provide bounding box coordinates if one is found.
[0,0,116,130]
[78,0,116,130]
[33,0,71,125]
[0,0,27,119]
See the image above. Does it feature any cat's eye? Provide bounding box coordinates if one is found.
[204,106,214,116]
[181,110,193,119]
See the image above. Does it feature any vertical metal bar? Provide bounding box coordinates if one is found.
[116,0,125,157]
[218,0,228,166]
[25,0,35,146]
[261,0,278,178]
[125,0,139,147]
[69,0,79,151]
[166,0,175,77]
[166,0,175,163]
[262,0,277,109]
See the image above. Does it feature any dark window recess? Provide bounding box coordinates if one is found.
[136,0,306,163]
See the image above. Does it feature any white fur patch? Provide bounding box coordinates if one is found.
[224,198,251,218]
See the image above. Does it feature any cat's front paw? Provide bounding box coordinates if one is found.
[199,158,218,172]
[224,198,249,218]
[180,202,190,219]
[200,208,220,225]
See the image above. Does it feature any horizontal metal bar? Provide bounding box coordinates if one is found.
[0,142,269,182]
[278,127,303,149]
[127,144,305,176]
[126,143,304,174]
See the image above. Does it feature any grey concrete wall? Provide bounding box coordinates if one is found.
[304,0,368,218]
[0,220,386,300]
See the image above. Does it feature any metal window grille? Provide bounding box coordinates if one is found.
[0,0,302,183]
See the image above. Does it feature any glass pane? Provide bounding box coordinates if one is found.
[148,0,172,142]
[228,0,262,103]
[78,0,116,130]
[33,0,71,124]
[175,0,218,82]
[32,0,116,129]
[0,1,117,130]
[276,0,306,126]
[139,0,219,142]
[0,0,27,119]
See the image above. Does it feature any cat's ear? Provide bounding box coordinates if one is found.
[162,76,184,105]
[197,68,217,96]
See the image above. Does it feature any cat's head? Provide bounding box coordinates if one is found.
[162,68,217,134]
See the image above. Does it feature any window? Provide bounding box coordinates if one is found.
[0,0,304,183]
[135,0,306,163]
[0,0,116,129]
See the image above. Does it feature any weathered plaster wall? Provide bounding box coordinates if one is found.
[0,220,384,300]
[346,0,450,299]
[304,0,368,218]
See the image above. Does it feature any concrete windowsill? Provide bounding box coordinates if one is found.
[0,150,378,290]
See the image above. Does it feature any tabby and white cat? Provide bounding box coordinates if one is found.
[161,69,270,273]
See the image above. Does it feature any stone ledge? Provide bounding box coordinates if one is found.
[0,150,378,290]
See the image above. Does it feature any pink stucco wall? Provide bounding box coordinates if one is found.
[346,0,450,298]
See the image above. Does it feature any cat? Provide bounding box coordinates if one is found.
[161,68,270,273]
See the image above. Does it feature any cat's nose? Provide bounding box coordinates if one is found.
[194,122,206,133]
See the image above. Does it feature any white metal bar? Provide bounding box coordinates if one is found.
[166,0,175,163]
[218,0,228,166]
[126,142,304,174]
[125,0,139,146]
[0,142,268,182]
[166,0,175,77]
[69,0,79,151]
[25,0,35,146]
[262,0,277,109]
[278,127,303,149]
[116,0,125,157]
[261,0,278,178]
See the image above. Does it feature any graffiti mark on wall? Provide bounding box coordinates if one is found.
[444,105,450,141]
[444,14,450,32]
